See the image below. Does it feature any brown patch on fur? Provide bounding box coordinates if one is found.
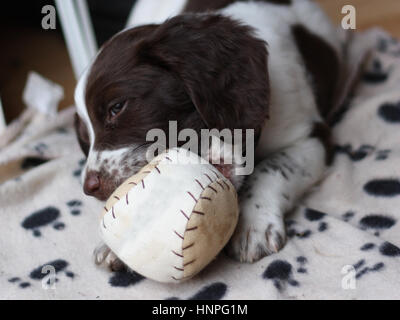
[184,0,291,13]
[81,13,270,201]
[292,25,340,120]
[85,14,269,150]
[74,113,89,157]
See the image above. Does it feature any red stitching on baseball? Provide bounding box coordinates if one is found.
[216,181,225,190]
[172,250,183,258]
[207,185,218,193]
[180,209,189,220]
[204,173,213,183]
[113,196,120,201]
[174,230,184,240]
[222,180,230,190]
[141,180,145,189]
[112,206,115,219]
[126,194,129,205]
[184,259,196,267]
[192,210,205,215]
[102,218,106,229]
[200,196,211,201]
[187,191,198,203]
[211,170,220,178]
[183,243,194,250]
[174,266,184,271]
[195,179,204,190]
[165,156,172,161]
[186,226,198,231]
[103,206,108,212]
[155,166,161,173]
[128,182,137,185]
[142,170,151,173]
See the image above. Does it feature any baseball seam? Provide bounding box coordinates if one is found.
[171,168,227,281]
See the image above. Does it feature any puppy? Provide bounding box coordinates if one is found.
[74,0,341,268]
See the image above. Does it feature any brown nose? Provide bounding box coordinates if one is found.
[83,171,101,196]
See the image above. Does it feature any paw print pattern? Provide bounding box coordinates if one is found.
[263,260,299,290]
[363,59,390,84]
[73,159,86,178]
[21,206,64,237]
[360,241,400,258]
[296,256,308,274]
[342,211,355,222]
[335,144,392,162]
[364,179,400,197]
[359,214,396,236]
[109,270,145,287]
[8,259,74,289]
[165,282,228,300]
[352,259,385,280]
[67,200,83,216]
[379,242,400,257]
[378,101,400,124]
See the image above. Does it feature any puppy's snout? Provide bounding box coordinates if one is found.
[83,171,101,196]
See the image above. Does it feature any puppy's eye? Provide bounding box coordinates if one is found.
[109,101,126,118]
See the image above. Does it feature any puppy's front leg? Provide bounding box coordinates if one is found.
[227,135,327,263]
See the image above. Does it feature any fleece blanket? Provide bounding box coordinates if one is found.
[1,29,400,300]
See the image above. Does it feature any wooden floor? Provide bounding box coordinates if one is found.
[1,0,400,124]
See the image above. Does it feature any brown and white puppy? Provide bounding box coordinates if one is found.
[74,0,341,268]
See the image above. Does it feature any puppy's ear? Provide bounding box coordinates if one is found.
[74,113,90,157]
[137,14,270,136]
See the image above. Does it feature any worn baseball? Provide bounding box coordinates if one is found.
[99,148,239,283]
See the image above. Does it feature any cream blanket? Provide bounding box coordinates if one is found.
[1,29,400,300]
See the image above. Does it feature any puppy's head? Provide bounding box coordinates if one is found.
[74,14,269,201]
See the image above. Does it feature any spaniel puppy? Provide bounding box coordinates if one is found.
[74,0,341,267]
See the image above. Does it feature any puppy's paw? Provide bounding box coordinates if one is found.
[93,243,125,271]
[226,214,286,263]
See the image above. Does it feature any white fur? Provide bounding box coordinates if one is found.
[220,0,339,261]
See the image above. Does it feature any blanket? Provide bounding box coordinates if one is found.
[1,29,400,300]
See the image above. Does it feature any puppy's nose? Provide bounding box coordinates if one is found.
[84,171,101,196]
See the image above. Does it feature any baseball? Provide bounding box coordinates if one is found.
[99,148,239,283]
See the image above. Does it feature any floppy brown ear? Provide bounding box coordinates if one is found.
[74,113,90,157]
[137,14,270,136]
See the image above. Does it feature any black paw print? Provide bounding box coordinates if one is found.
[363,59,390,84]
[360,241,400,258]
[73,158,86,178]
[166,282,227,300]
[296,256,308,274]
[375,149,391,161]
[359,214,396,237]
[67,200,83,216]
[352,259,384,280]
[263,260,299,290]
[21,206,65,237]
[8,259,74,289]
[109,270,145,287]
[342,211,355,222]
